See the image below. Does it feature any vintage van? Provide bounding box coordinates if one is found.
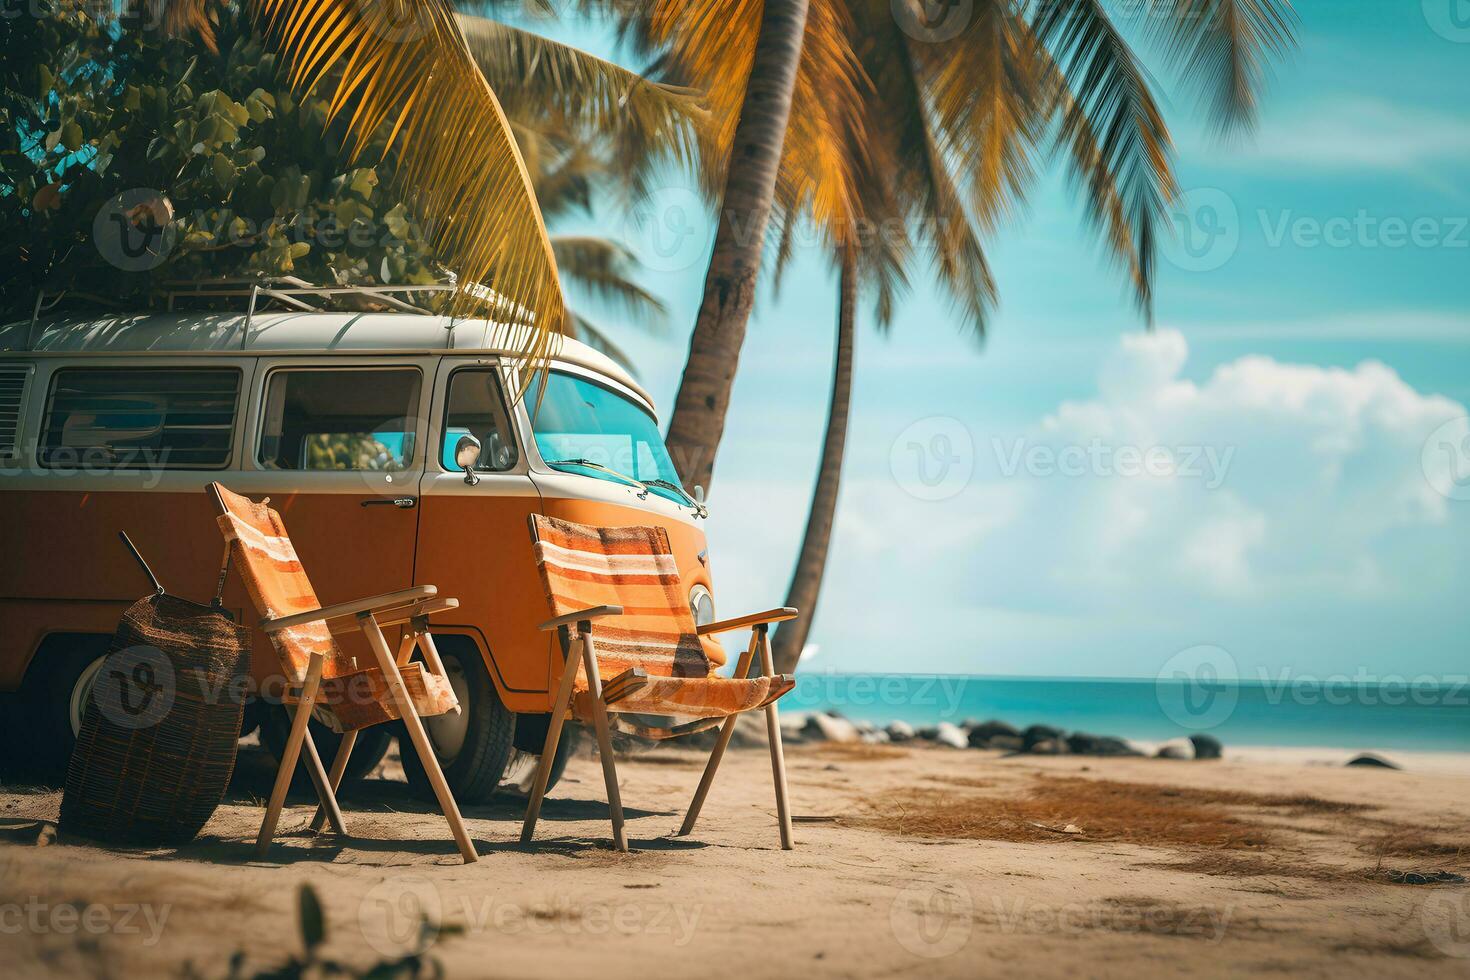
[0,300,718,801]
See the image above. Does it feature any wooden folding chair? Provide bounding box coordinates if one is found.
[207,483,478,864]
[520,515,799,852]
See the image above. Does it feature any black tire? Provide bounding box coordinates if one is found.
[497,717,578,799]
[399,639,516,805]
[10,634,111,784]
[258,705,393,789]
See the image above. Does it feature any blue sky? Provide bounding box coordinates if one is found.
[533,1,1470,682]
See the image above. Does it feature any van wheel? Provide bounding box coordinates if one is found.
[497,720,579,798]
[13,635,111,784]
[399,641,515,805]
[258,707,393,789]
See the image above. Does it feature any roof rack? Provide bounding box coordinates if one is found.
[27,276,535,351]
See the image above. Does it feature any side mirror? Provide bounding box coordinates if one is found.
[455,434,482,486]
[692,485,708,519]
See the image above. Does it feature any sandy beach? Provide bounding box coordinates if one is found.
[3,737,1469,979]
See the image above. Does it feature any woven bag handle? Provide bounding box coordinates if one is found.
[118,531,165,597]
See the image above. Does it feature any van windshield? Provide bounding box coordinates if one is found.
[528,371,689,505]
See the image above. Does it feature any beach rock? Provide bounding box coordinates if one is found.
[854,719,877,735]
[1066,732,1142,757]
[1029,738,1069,755]
[1095,737,1143,757]
[1022,725,1065,750]
[802,713,860,743]
[967,720,1020,747]
[916,725,940,741]
[1189,734,1223,760]
[733,712,768,747]
[987,734,1024,752]
[1156,738,1195,760]
[1346,752,1401,770]
[886,720,916,743]
[971,719,1020,738]
[933,722,969,749]
[1066,732,1102,754]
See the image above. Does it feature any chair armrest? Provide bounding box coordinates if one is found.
[697,607,799,636]
[262,585,438,634]
[537,605,623,632]
[326,596,460,636]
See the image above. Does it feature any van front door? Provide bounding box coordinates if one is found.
[415,359,549,709]
[226,358,432,685]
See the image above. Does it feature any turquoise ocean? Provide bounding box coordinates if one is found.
[782,674,1470,753]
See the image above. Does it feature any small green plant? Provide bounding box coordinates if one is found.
[201,884,456,980]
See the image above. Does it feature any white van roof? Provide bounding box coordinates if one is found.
[0,311,652,407]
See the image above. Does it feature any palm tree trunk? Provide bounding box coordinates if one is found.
[662,0,810,493]
[770,253,856,675]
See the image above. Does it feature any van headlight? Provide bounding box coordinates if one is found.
[690,585,715,628]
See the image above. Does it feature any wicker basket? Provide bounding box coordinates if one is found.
[60,592,250,846]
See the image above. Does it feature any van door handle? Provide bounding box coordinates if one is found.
[362,497,417,509]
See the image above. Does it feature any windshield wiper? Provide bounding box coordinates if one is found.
[640,478,697,506]
[545,458,650,495]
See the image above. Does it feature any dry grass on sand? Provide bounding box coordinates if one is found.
[853,776,1374,849]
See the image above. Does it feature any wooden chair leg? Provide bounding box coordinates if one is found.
[679,632,760,837]
[299,726,347,836]
[360,613,478,865]
[757,626,794,850]
[678,715,737,837]
[580,633,628,852]
[257,653,325,858]
[309,729,358,834]
[521,633,584,845]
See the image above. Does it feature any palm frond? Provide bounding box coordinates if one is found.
[1144,0,1297,134]
[455,13,707,190]
[152,0,218,53]
[551,235,668,325]
[1033,0,1178,317]
[247,0,565,376]
[894,2,1051,233]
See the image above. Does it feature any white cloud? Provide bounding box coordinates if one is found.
[968,331,1465,606]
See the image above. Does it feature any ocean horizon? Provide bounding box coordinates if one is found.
[781,673,1470,753]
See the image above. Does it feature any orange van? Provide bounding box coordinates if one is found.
[0,299,717,802]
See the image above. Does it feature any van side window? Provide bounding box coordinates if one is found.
[442,369,518,472]
[259,369,420,471]
[40,367,240,470]
[0,364,31,463]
